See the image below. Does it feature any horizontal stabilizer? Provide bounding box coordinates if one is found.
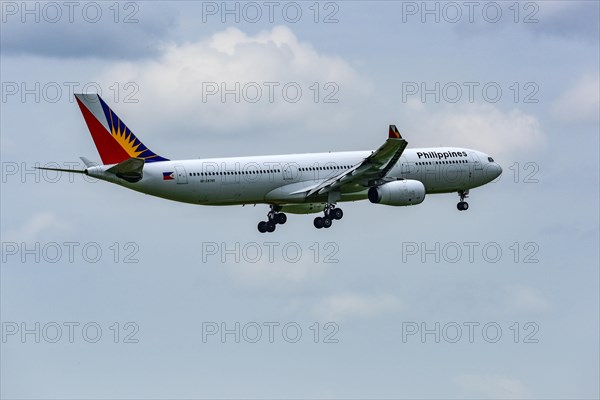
[36,166,86,174]
[106,157,145,183]
[80,157,98,167]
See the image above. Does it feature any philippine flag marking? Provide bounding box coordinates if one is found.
[163,172,175,180]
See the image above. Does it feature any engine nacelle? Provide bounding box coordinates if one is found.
[368,180,426,206]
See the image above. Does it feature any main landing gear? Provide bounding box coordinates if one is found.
[258,205,287,233]
[313,204,343,229]
[457,190,469,211]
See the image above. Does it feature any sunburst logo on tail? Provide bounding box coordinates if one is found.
[101,99,169,162]
[107,111,145,158]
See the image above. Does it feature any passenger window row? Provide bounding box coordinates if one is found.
[188,165,352,177]
[416,160,468,165]
[189,169,281,177]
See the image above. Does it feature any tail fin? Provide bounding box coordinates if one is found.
[74,94,169,165]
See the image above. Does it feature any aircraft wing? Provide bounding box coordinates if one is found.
[305,125,407,197]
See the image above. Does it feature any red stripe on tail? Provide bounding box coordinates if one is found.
[76,97,130,165]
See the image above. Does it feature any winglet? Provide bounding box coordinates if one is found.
[389,125,402,139]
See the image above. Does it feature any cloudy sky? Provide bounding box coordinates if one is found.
[1,1,599,399]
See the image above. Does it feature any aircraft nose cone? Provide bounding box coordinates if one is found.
[492,163,502,179]
[485,163,502,181]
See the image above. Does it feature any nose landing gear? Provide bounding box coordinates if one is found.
[457,190,469,211]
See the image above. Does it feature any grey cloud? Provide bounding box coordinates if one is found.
[533,1,600,42]
[1,2,176,59]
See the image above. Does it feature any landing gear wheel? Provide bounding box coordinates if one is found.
[457,201,469,211]
[314,217,324,229]
[259,205,285,232]
[276,213,287,225]
[316,202,342,229]
[331,208,343,220]
[258,221,267,233]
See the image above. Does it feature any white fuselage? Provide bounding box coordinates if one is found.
[86,147,502,208]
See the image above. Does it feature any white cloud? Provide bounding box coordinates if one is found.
[453,373,531,399]
[504,284,550,313]
[96,26,371,139]
[412,104,545,158]
[552,73,600,123]
[313,293,403,322]
[2,212,73,242]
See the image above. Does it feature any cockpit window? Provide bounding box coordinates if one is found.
[488,157,494,162]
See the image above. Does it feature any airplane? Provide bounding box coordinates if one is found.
[39,94,503,232]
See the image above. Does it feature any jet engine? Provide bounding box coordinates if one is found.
[368,180,426,206]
